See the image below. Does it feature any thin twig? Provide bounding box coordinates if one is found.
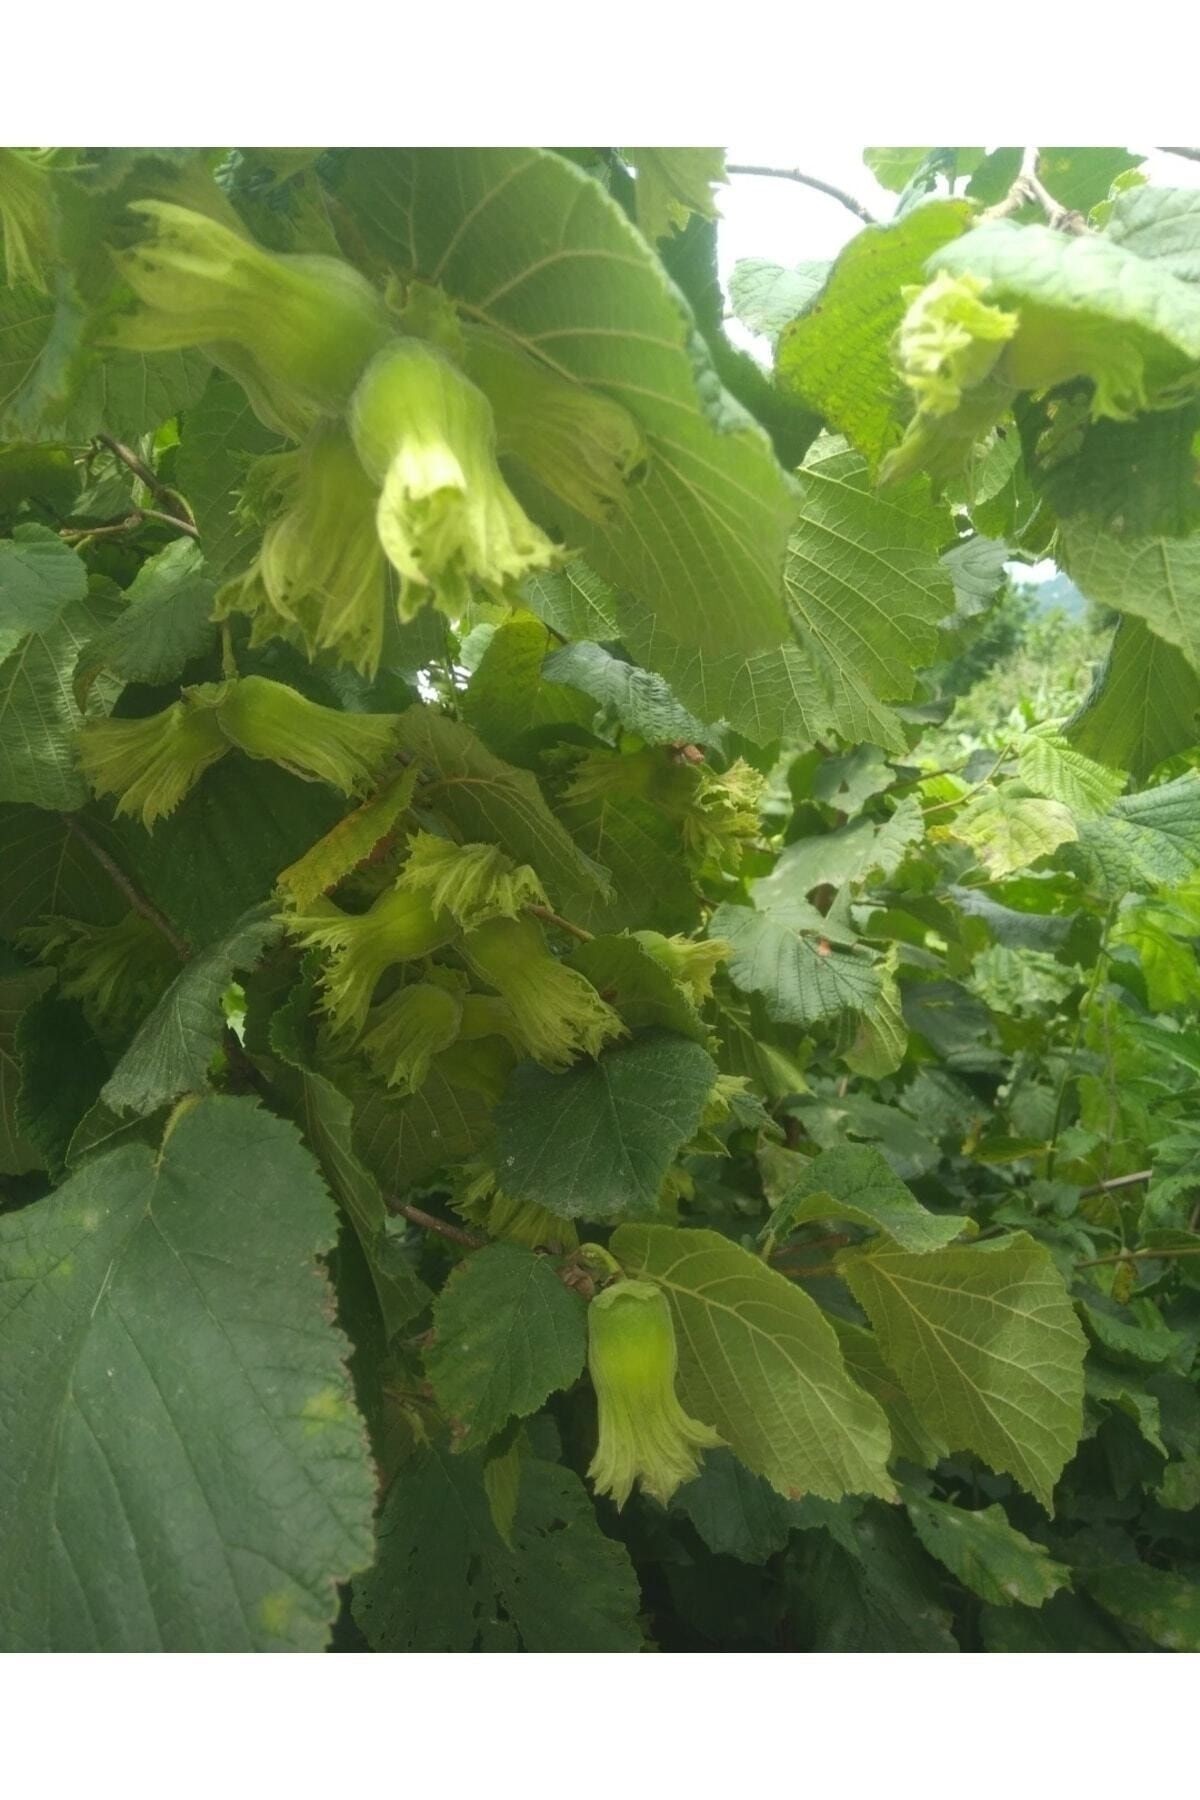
[61,507,198,544]
[1076,1244,1200,1270]
[61,816,192,959]
[94,433,195,525]
[725,163,876,226]
[525,903,594,943]
[387,1200,484,1250]
[921,744,1010,819]
[1078,1170,1152,1198]
[981,147,1087,234]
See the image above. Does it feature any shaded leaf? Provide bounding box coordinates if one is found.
[904,1493,1071,1606]
[769,1144,967,1252]
[494,1031,717,1221]
[0,1096,375,1651]
[102,906,279,1115]
[425,1243,587,1447]
[353,1444,642,1652]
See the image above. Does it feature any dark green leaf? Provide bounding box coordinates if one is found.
[353,1444,642,1652]
[425,1243,587,1447]
[0,1096,375,1651]
[494,1031,717,1220]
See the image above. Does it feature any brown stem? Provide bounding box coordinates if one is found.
[1076,1244,1200,1270]
[95,433,195,524]
[388,1200,484,1250]
[61,507,198,544]
[525,903,594,943]
[61,816,192,959]
[981,148,1087,234]
[725,163,876,226]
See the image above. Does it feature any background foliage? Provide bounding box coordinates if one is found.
[2,143,1200,1652]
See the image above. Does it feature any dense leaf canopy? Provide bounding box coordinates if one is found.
[2,144,1199,1653]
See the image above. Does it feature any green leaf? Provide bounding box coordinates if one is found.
[790,1500,958,1651]
[69,349,210,445]
[351,1063,495,1195]
[842,954,908,1078]
[627,147,725,242]
[1080,1298,1184,1370]
[0,805,128,935]
[672,1448,799,1563]
[903,1493,1072,1606]
[980,1589,1129,1652]
[0,1096,375,1650]
[784,439,956,751]
[1061,516,1200,676]
[0,962,54,1174]
[522,562,619,641]
[930,220,1200,409]
[0,284,59,431]
[0,524,87,658]
[1068,617,1200,781]
[1081,1564,1200,1651]
[425,1243,587,1447]
[1036,148,1142,215]
[353,1443,642,1652]
[612,1222,894,1502]
[101,906,279,1115]
[393,705,609,917]
[812,745,895,814]
[459,612,594,763]
[728,258,830,347]
[776,200,972,468]
[1107,183,1200,281]
[0,585,115,810]
[1037,404,1200,539]
[840,1232,1088,1509]
[542,639,718,748]
[73,540,218,696]
[494,1031,717,1221]
[1076,773,1200,890]
[109,756,344,949]
[564,934,709,1042]
[14,987,108,1178]
[556,768,706,936]
[175,370,282,578]
[769,1145,967,1252]
[276,768,419,912]
[269,1010,431,1338]
[946,788,1078,878]
[830,1317,947,1466]
[711,901,882,1028]
[338,149,794,678]
[1016,728,1126,816]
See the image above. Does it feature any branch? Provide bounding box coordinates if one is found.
[1078,1170,1152,1198]
[1076,1244,1200,1270]
[981,147,1087,234]
[725,163,876,226]
[61,816,192,959]
[1157,146,1200,164]
[525,902,593,943]
[61,507,198,544]
[388,1200,484,1250]
[94,432,195,526]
